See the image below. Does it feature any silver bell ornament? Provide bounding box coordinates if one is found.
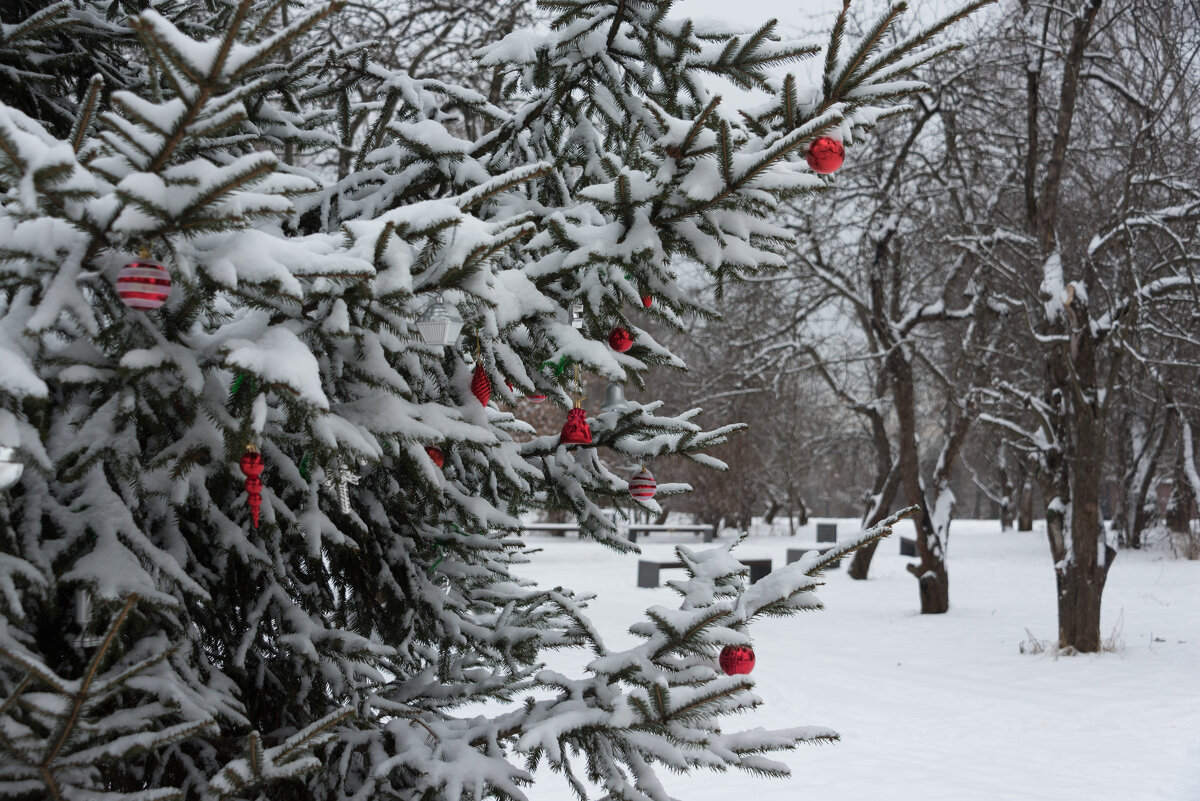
[415,293,464,347]
[600,382,630,413]
[0,446,23,491]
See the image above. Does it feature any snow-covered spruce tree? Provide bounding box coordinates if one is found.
[1,0,973,798]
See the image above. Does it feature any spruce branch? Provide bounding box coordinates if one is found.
[69,75,105,154]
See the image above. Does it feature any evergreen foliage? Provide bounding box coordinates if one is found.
[0,0,976,797]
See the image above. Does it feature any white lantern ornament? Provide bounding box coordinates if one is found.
[0,446,22,491]
[415,293,464,348]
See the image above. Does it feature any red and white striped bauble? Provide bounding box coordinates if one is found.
[117,259,172,310]
[629,467,656,501]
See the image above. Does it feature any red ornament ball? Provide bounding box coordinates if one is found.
[608,327,634,353]
[629,467,657,501]
[426,446,444,468]
[528,394,547,403]
[117,259,172,310]
[719,645,756,675]
[471,363,491,406]
[560,407,593,445]
[641,295,653,309]
[806,136,845,175]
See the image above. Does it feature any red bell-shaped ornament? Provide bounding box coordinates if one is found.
[239,444,265,528]
[471,362,491,406]
[560,405,593,445]
[608,327,634,353]
[806,136,845,174]
[719,644,756,675]
[426,446,444,468]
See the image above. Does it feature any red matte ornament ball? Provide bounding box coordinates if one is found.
[471,363,491,406]
[806,136,845,174]
[608,327,634,352]
[426,446,444,468]
[719,645,755,675]
[117,259,172,310]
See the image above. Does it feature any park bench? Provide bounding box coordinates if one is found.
[626,523,716,543]
[523,523,580,536]
[637,557,770,588]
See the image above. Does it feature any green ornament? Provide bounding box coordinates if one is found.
[542,355,571,376]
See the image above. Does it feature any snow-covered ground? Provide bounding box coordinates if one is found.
[517,519,1200,801]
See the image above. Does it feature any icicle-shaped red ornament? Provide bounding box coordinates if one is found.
[239,444,265,528]
[471,362,491,406]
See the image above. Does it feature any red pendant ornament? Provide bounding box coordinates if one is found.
[719,645,755,675]
[560,405,592,445]
[239,444,265,529]
[117,259,172,310]
[806,136,845,175]
[608,327,634,353]
[528,394,547,403]
[642,295,653,309]
[629,467,657,501]
[471,363,491,406]
[426,446,444,468]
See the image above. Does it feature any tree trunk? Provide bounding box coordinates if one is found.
[1121,411,1169,549]
[847,404,896,580]
[848,461,900,580]
[998,460,1014,531]
[763,499,781,526]
[1017,479,1034,530]
[891,347,949,614]
[1043,285,1114,653]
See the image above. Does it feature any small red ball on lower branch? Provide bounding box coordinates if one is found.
[719,645,755,675]
[426,446,444,468]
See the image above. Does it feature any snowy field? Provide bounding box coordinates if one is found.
[516,519,1200,801]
